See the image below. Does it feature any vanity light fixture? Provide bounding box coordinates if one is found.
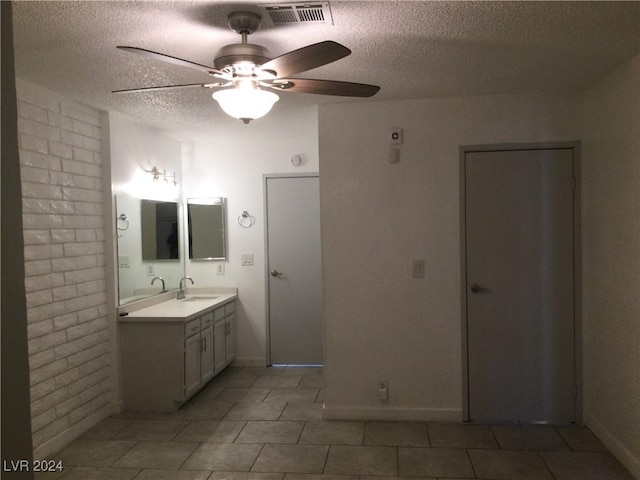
[146,166,177,186]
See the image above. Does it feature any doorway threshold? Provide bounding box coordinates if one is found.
[271,364,323,367]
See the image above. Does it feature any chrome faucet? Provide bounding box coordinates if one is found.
[151,276,166,292]
[177,276,194,299]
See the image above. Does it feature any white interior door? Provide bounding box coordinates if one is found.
[266,175,322,365]
[465,148,576,423]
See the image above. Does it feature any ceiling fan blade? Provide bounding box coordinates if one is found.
[117,46,223,76]
[112,83,214,94]
[267,78,380,97]
[258,41,351,77]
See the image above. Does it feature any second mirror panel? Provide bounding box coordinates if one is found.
[187,198,227,260]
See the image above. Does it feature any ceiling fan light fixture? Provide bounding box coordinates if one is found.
[212,87,279,124]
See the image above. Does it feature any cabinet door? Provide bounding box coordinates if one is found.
[225,314,237,363]
[200,326,214,383]
[214,321,226,373]
[184,334,201,398]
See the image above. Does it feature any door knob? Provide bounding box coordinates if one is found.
[270,269,283,277]
[470,284,485,293]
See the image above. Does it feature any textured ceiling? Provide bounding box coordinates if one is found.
[12,1,640,137]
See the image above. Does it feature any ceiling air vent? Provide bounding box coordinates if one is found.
[259,2,333,26]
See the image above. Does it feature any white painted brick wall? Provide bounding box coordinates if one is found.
[17,81,110,452]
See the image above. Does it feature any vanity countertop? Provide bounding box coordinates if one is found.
[118,287,237,323]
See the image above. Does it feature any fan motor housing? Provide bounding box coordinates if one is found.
[214,43,271,70]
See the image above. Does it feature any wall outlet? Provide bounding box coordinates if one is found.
[378,380,388,401]
[145,264,155,276]
[216,263,225,275]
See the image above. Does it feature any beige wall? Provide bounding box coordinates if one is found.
[582,53,640,477]
[319,93,583,421]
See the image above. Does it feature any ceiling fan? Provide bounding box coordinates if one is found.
[114,11,380,123]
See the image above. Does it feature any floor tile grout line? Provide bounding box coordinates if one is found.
[174,437,203,472]
[296,419,307,444]
[129,466,145,479]
[395,445,399,477]
[488,425,502,450]
[169,418,192,442]
[536,449,560,480]
[464,447,479,479]
[552,425,573,451]
[246,442,267,473]
[231,419,249,443]
[321,442,331,474]
[106,437,139,468]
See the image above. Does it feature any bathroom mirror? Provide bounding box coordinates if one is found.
[115,195,184,306]
[141,199,180,260]
[187,197,227,260]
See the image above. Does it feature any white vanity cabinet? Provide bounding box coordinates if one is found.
[184,312,215,399]
[200,312,215,383]
[119,295,236,412]
[184,324,201,399]
[213,301,237,374]
[225,301,237,362]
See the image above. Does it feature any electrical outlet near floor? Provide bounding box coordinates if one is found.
[378,379,388,401]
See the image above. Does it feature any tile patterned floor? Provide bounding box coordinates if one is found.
[36,366,635,480]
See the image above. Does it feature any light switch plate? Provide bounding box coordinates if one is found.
[412,260,425,278]
[241,253,254,266]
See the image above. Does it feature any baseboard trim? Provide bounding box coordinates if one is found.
[321,404,463,422]
[231,357,267,367]
[33,402,118,460]
[584,409,640,479]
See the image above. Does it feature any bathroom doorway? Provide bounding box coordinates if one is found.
[265,174,322,365]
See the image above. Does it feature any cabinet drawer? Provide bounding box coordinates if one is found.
[185,319,200,337]
[213,307,225,322]
[201,311,215,329]
[225,301,236,316]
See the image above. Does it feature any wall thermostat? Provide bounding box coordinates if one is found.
[390,128,403,145]
[291,154,302,166]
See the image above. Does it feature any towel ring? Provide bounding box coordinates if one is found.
[116,213,129,238]
[238,210,255,228]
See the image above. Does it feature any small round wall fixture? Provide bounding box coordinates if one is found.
[291,154,302,167]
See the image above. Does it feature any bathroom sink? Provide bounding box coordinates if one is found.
[183,295,218,302]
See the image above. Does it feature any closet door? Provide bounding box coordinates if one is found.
[465,148,576,423]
